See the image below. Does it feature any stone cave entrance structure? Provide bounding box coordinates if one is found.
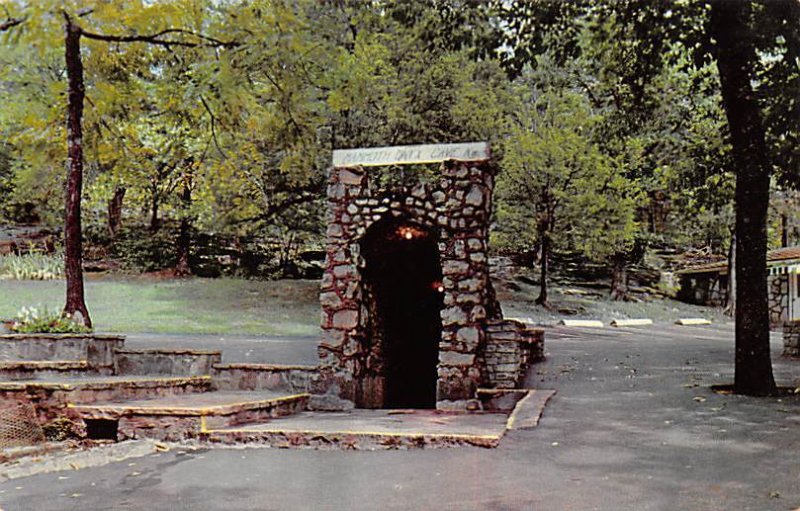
[317,142,543,410]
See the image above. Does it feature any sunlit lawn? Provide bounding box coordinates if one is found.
[0,276,321,336]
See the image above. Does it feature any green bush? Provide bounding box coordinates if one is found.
[111,225,176,272]
[10,306,92,333]
[0,252,64,280]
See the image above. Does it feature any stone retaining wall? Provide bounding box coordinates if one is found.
[212,364,317,394]
[483,320,544,389]
[0,334,124,372]
[115,349,221,376]
[783,321,800,358]
[769,275,790,327]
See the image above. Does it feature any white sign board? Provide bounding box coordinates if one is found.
[332,142,490,168]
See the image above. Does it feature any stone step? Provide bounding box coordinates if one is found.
[0,360,99,380]
[212,363,316,393]
[0,375,214,415]
[114,348,221,377]
[201,409,508,450]
[0,333,124,372]
[70,391,310,441]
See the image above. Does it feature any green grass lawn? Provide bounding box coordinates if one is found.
[0,273,727,336]
[0,276,321,336]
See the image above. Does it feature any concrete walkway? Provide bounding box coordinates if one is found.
[2,323,799,510]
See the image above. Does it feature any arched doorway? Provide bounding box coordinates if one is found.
[360,218,443,408]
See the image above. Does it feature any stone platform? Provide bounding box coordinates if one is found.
[202,409,510,449]
[71,390,310,441]
[0,331,548,450]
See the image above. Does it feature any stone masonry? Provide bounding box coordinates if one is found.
[769,275,790,327]
[783,321,800,358]
[317,158,544,409]
[483,320,545,389]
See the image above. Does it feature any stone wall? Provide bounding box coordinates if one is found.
[676,273,728,307]
[0,334,124,373]
[115,349,221,376]
[783,321,800,358]
[318,160,503,409]
[769,275,790,326]
[213,363,316,394]
[483,320,544,389]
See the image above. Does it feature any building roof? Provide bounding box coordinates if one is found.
[676,245,800,275]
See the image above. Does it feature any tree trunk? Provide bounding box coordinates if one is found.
[724,230,736,317]
[107,186,125,238]
[62,15,91,328]
[711,1,775,396]
[149,189,160,232]
[610,253,628,301]
[174,176,192,277]
[536,227,549,306]
[781,213,788,248]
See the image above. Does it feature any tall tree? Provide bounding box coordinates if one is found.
[63,13,91,326]
[709,1,776,395]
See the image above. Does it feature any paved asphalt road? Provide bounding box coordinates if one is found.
[124,333,320,365]
[2,323,799,511]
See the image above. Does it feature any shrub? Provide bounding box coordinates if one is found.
[10,306,92,333]
[0,252,64,280]
[111,225,176,272]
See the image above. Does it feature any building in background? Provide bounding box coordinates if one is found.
[676,246,800,327]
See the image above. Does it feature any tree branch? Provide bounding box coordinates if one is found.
[81,27,239,49]
[0,16,25,31]
[199,95,227,158]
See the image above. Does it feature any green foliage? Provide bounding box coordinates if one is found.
[0,252,64,280]
[110,226,177,273]
[10,305,92,333]
[0,0,796,286]
[495,58,639,266]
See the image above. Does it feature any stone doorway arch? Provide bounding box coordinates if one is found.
[359,218,443,409]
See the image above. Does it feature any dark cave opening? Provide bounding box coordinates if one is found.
[360,219,444,408]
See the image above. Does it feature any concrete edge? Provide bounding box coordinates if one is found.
[0,440,160,482]
[116,348,222,356]
[675,318,712,326]
[506,389,556,430]
[610,319,654,327]
[0,334,125,341]
[559,320,604,328]
[213,363,319,372]
[201,428,502,449]
[71,393,312,419]
[0,360,89,370]
[0,375,212,392]
[0,442,74,464]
